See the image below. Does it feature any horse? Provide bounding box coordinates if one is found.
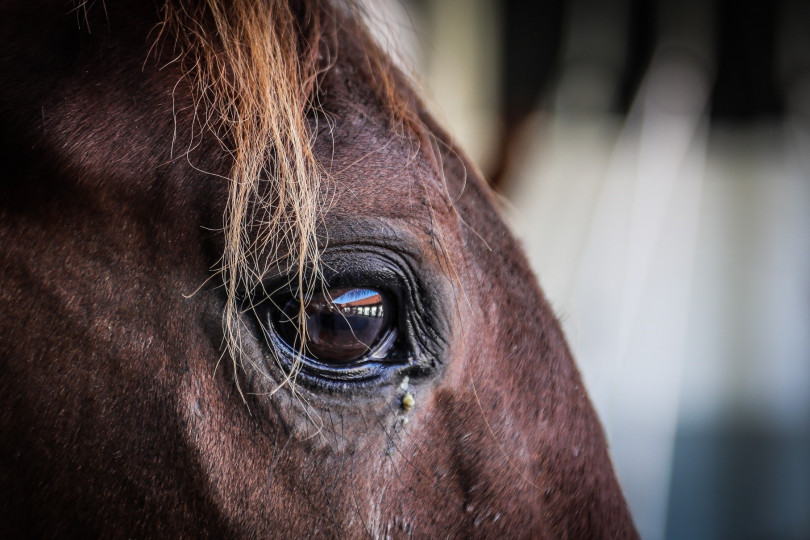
[0,1,637,537]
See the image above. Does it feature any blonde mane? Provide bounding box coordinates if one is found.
[159,0,413,389]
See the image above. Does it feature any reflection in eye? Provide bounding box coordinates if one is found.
[275,288,394,364]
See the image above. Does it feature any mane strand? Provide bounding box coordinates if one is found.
[159,0,418,391]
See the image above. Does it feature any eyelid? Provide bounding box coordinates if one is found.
[318,219,427,261]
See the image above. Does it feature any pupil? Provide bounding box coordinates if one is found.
[276,288,392,364]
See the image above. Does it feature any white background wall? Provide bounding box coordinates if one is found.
[371,1,810,538]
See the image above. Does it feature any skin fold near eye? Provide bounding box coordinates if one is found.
[275,287,394,364]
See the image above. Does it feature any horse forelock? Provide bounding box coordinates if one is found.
[158,0,419,390]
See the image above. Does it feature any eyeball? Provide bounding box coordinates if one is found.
[275,288,395,364]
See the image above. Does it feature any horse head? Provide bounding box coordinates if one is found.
[0,1,636,536]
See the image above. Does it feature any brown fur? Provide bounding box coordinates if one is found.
[0,1,637,537]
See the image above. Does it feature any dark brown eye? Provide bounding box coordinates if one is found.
[275,288,395,364]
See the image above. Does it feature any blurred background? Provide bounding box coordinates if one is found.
[368,0,810,538]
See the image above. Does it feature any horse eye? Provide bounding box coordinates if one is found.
[275,288,395,364]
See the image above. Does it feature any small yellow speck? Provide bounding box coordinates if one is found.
[401,392,415,412]
[401,416,409,425]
